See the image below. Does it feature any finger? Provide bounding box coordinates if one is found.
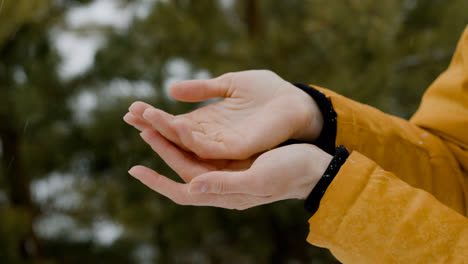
[123,112,152,131]
[169,73,233,102]
[139,129,210,182]
[130,101,191,150]
[129,165,269,210]
[128,165,189,205]
[188,170,267,196]
[141,108,184,148]
[129,101,153,116]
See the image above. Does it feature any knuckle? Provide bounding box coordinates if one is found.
[231,197,253,211]
[259,69,272,74]
[218,72,234,81]
[216,72,234,97]
[225,204,237,210]
[234,203,250,211]
[258,69,275,77]
[213,180,225,194]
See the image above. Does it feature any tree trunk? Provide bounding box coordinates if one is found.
[246,0,261,40]
[0,113,41,259]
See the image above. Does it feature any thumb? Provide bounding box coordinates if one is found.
[169,74,233,102]
[189,170,262,195]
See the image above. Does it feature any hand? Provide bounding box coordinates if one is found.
[134,129,257,184]
[128,129,332,210]
[124,70,323,160]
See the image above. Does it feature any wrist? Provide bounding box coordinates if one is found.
[303,145,349,213]
[290,87,324,142]
[290,83,337,155]
[296,145,333,200]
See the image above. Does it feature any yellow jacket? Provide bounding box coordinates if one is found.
[307,26,468,263]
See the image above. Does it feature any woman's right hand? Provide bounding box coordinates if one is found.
[129,129,332,210]
[124,70,323,160]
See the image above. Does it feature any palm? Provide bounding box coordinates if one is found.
[127,70,315,159]
[177,95,287,158]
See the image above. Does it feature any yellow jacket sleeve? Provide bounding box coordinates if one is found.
[306,26,468,262]
[307,151,468,263]
[311,25,468,215]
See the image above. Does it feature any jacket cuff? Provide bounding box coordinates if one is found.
[293,83,337,155]
[304,145,350,214]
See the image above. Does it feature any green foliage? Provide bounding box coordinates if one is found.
[0,0,467,263]
[0,0,51,49]
[0,207,31,263]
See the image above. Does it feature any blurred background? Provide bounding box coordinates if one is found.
[0,0,467,263]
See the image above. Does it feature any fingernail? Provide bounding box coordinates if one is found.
[139,130,148,139]
[189,182,207,193]
[128,167,139,179]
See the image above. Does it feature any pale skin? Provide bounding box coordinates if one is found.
[124,70,333,209]
[125,70,323,159]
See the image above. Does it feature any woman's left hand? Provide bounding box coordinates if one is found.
[124,70,322,160]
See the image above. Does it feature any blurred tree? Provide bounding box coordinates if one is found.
[0,0,467,263]
[0,0,51,49]
[0,0,57,261]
